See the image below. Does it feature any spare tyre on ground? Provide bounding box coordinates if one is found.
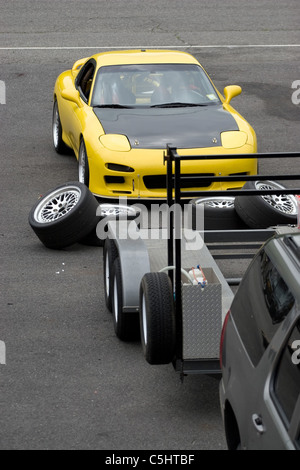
[28,182,99,249]
[234,180,298,229]
[81,203,140,247]
[189,196,248,231]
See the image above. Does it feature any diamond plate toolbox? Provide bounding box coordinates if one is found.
[182,267,222,359]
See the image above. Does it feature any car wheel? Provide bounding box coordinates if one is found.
[139,272,176,365]
[28,182,99,249]
[112,258,140,341]
[80,203,140,247]
[189,197,248,230]
[78,138,90,188]
[234,180,298,228]
[52,100,71,154]
[103,238,119,312]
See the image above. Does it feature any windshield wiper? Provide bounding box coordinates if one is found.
[150,102,208,108]
[93,104,134,109]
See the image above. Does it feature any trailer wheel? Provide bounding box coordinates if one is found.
[28,182,99,249]
[235,180,298,228]
[103,238,119,312]
[189,197,247,230]
[139,272,176,365]
[112,258,140,341]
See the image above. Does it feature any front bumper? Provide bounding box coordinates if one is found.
[88,145,258,199]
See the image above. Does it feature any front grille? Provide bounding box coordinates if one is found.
[143,174,214,190]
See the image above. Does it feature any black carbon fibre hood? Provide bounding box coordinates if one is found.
[93,105,238,149]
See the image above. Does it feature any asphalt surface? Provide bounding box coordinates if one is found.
[0,0,299,451]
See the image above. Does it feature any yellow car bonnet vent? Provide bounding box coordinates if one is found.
[221,131,247,149]
[99,134,131,152]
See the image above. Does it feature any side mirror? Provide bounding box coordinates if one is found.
[61,89,83,108]
[223,85,242,105]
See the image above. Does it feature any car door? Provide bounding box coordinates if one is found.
[61,59,96,155]
[248,314,300,450]
[270,317,300,449]
[241,254,298,449]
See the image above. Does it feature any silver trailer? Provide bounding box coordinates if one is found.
[102,147,300,378]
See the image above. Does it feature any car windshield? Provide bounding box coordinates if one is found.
[91,64,221,108]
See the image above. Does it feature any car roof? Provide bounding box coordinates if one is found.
[90,49,200,68]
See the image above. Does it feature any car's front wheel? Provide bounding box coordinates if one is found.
[78,138,90,188]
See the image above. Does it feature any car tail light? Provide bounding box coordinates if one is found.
[220,309,231,369]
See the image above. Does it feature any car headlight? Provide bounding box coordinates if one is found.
[99,134,131,152]
[221,131,248,149]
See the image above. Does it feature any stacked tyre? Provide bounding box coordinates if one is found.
[234,181,298,228]
[189,180,298,231]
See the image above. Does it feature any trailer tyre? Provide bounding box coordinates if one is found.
[112,258,140,341]
[28,182,99,249]
[234,180,298,228]
[139,272,176,365]
[103,238,119,312]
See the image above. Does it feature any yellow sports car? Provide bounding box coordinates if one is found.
[52,49,257,199]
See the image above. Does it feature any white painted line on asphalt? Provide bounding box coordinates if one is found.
[0,44,300,50]
[0,80,6,104]
[0,340,6,365]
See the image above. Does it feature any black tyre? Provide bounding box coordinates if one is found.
[189,197,248,230]
[235,180,298,229]
[52,100,72,154]
[139,272,176,365]
[28,182,99,249]
[112,258,140,341]
[78,138,90,188]
[80,203,140,247]
[103,238,119,312]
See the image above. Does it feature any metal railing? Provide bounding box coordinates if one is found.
[164,146,300,362]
